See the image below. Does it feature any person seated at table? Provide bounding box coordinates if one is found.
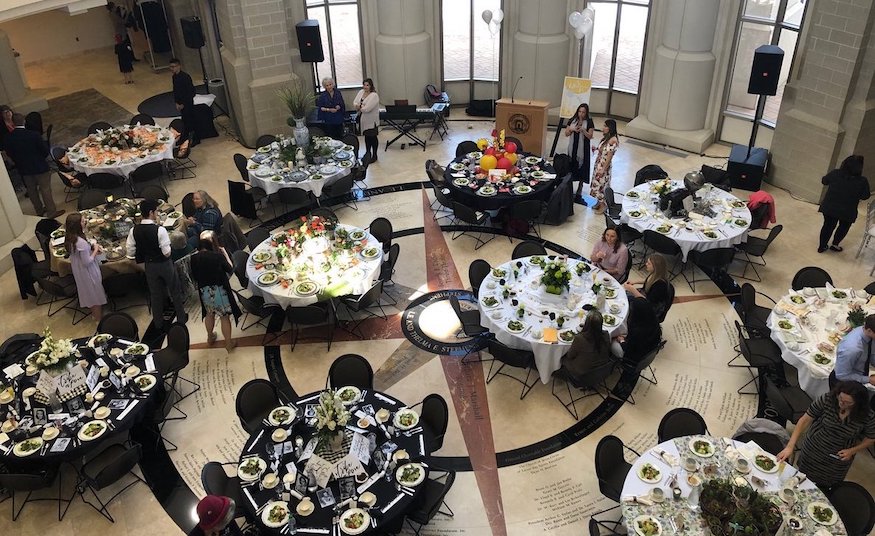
[188,495,243,536]
[556,310,613,380]
[777,381,875,490]
[623,253,671,320]
[170,230,194,262]
[186,190,222,246]
[612,297,661,364]
[190,237,240,352]
[834,313,875,387]
[590,228,628,279]
[54,147,87,187]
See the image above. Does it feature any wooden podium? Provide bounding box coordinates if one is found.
[495,98,550,156]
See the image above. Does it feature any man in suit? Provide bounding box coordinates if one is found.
[4,113,63,218]
[126,198,188,331]
[170,58,197,143]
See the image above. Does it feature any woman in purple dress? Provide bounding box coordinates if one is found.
[64,213,107,321]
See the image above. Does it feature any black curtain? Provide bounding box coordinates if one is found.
[138,1,172,53]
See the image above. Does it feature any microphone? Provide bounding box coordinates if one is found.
[511,76,524,104]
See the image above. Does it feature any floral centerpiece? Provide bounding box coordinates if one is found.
[541,260,572,295]
[28,328,77,373]
[473,128,521,175]
[848,302,866,328]
[699,479,782,536]
[314,389,351,452]
[651,178,673,196]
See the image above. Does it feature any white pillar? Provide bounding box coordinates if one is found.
[507,0,570,106]
[0,29,47,113]
[626,0,721,153]
[374,0,432,105]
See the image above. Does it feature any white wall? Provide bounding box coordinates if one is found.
[0,7,115,64]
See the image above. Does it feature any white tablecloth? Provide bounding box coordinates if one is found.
[246,224,382,309]
[68,125,175,178]
[477,256,629,384]
[767,286,875,398]
[620,180,751,261]
[621,436,842,535]
[246,139,355,196]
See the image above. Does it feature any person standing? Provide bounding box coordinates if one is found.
[565,103,595,197]
[834,314,875,387]
[64,213,107,321]
[589,119,619,214]
[317,77,346,140]
[4,113,63,218]
[354,78,380,163]
[126,199,188,331]
[190,238,240,352]
[114,34,135,84]
[817,155,869,253]
[170,58,197,143]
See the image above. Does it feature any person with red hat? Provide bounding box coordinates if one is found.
[189,495,243,536]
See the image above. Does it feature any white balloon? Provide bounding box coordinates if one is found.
[492,9,504,23]
[574,28,585,40]
[568,11,583,29]
[582,7,595,20]
[481,9,492,25]
[580,19,594,37]
[489,20,501,36]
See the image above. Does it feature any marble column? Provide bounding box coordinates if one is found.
[625,0,721,153]
[506,0,570,106]
[373,0,432,105]
[770,0,875,201]
[0,163,29,272]
[0,29,46,113]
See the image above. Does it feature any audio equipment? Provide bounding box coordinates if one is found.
[296,20,324,63]
[180,16,205,49]
[747,45,784,96]
[728,144,768,191]
[511,76,524,104]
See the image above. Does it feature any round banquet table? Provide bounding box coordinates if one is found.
[247,137,355,197]
[67,125,175,178]
[621,435,847,535]
[443,153,558,211]
[767,286,875,398]
[49,198,184,278]
[237,389,429,535]
[0,335,159,467]
[247,224,383,309]
[620,180,751,261]
[477,256,629,384]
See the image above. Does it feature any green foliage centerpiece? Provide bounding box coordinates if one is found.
[699,479,783,536]
[540,260,572,295]
[848,302,865,328]
[314,390,351,452]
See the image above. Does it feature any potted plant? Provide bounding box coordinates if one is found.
[278,81,315,147]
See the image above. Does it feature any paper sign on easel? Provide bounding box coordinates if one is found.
[55,365,87,399]
[333,454,366,479]
[304,455,334,489]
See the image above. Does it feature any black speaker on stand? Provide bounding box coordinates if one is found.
[730,44,784,191]
[180,16,208,90]
[296,20,324,95]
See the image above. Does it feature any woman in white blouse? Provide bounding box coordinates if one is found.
[354,78,380,162]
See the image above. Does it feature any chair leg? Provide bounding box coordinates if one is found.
[737,368,759,395]
[639,365,658,385]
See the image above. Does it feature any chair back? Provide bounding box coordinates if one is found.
[286,303,331,326]
[255,134,277,148]
[139,184,169,202]
[552,153,571,178]
[510,199,545,222]
[87,121,113,135]
[630,339,664,374]
[656,282,675,323]
[604,186,622,215]
[468,259,491,297]
[45,124,53,148]
[236,379,281,433]
[694,247,737,270]
[232,250,250,287]
[166,322,190,357]
[310,207,339,224]
[791,266,832,291]
[865,281,875,295]
[732,431,785,456]
[512,240,547,260]
[180,192,196,217]
[744,224,782,256]
[308,126,326,138]
[571,358,615,390]
[324,173,353,198]
[25,111,43,134]
[201,462,237,499]
[78,190,107,211]
[455,141,478,158]
[130,113,156,126]
[341,134,360,159]
[369,217,393,252]
[37,276,74,298]
[169,118,186,136]
[448,295,464,320]
[97,312,139,341]
[642,230,681,256]
[634,164,667,186]
[505,136,523,153]
[277,187,313,208]
[379,244,400,283]
[246,228,271,251]
[763,376,810,424]
[434,185,454,209]
[421,393,448,452]
[657,408,707,442]
[487,339,533,369]
[355,281,383,309]
[35,218,61,259]
[86,172,125,191]
[603,212,618,231]
[617,248,633,284]
[594,435,631,501]
[50,145,67,166]
[233,153,250,181]
[93,443,142,489]
[328,354,374,389]
[0,469,55,492]
[228,180,258,220]
[829,481,875,536]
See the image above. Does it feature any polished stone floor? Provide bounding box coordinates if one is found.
[2,47,874,535]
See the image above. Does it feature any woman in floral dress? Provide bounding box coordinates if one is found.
[589,119,619,214]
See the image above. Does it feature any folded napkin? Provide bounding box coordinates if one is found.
[621,496,654,506]
[450,173,466,178]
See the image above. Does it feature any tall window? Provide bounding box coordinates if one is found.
[441,0,502,94]
[305,0,364,89]
[724,0,808,125]
[587,0,650,94]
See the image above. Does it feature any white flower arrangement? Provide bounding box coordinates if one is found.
[315,389,351,450]
[29,328,76,372]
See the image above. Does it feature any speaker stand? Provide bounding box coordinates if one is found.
[196,47,209,94]
[746,94,766,159]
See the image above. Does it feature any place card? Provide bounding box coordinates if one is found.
[299,438,316,461]
[349,433,371,465]
[285,461,298,479]
[144,355,156,373]
[3,363,24,380]
[50,437,71,452]
[107,399,129,410]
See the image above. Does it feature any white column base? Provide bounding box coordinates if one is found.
[625,116,714,154]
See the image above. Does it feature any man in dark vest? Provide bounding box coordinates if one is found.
[126,199,188,330]
[170,57,197,143]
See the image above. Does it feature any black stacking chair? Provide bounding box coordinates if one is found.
[350,155,371,195]
[96,312,139,341]
[246,228,271,251]
[421,393,449,453]
[87,121,113,135]
[604,186,622,221]
[86,173,126,195]
[130,113,156,125]
[339,281,386,338]
[552,359,615,420]
[431,183,455,221]
[735,283,776,337]
[228,181,263,225]
[201,462,247,522]
[403,470,456,536]
[138,184,169,202]
[512,240,547,259]
[591,435,638,533]
[378,244,400,304]
[657,408,708,442]
[828,482,875,536]
[341,134,360,160]
[455,141,478,158]
[509,199,547,239]
[286,302,336,350]
[152,323,199,413]
[603,212,642,250]
[686,247,736,292]
[451,202,494,250]
[327,354,374,390]
[733,431,785,456]
[733,225,783,282]
[656,282,675,323]
[0,466,72,521]
[369,217,393,254]
[791,266,833,290]
[640,230,682,277]
[468,259,491,298]
[255,134,277,148]
[129,162,165,196]
[321,174,357,210]
[168,118,197,179]
[181,192,196,217]
[77,441,146,522]
[36,276,88,324]
[619,339,665,405]
[616,248,633,285]
[449,295,487,339]
[235,379,282,434]
[733,320,782,396]
[763,375,812,424]
[486,339,538,399]
[77,189,107,211]
[276,187,315,214]
[236,292,282,343]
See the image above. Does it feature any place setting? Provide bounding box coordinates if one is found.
[67,124,175,177]
[248,135,354,196]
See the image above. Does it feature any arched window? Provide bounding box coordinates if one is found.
[305,0,365,89]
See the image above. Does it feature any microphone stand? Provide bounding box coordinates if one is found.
[511,76,524,104]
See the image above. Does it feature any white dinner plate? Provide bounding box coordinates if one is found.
[78,420,108,441]
[237,457,267,481]
[261,501,290,528]
[339,508,371,535]
[393,408,420,430]
[396,462,426,487]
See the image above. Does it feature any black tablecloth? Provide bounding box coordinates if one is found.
[443,154,558,211]
[238,389,429,535]
[0,336,159,467]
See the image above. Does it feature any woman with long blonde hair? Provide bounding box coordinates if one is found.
[624,254,671,320]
